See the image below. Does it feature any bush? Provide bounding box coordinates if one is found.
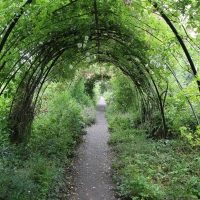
[107,72,139,113]
[69,78,95,107]
[0,81,96,200]
[107,112,141,133]
[30,90,84,160]
[81,106,96,125]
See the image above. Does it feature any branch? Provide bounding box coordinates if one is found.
[151,2,200,91]
[94,0,100,58]
[0,0,32,53]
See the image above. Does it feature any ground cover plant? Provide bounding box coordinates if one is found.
[108,127,200,199]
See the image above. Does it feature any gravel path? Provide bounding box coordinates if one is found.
[70,96,118,200]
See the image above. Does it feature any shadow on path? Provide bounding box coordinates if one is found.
[70,96,118,200]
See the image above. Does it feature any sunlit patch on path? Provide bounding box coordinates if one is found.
[70,96,117,200]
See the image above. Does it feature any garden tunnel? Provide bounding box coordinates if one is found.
[0,0,200,143]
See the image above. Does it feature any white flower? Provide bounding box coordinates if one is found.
[86,57,90,62]
[85,36,89,41]
[156,63,160,68]
[163,65,166,71]
[86,52,90,56]
[83,43,86,48]
[94,55,96,60]
[77,43,82,48]
[69,64,73,69]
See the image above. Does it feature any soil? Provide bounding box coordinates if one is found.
[69,96,118,200]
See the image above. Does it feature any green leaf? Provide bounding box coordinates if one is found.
[196,2,200,8]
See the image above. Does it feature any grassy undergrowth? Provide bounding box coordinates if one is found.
[107,113,200,200]
[0,82,96,200]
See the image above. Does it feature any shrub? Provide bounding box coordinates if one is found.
[0,82,94,199]
[69,78,95,107]
[108,112,141,133]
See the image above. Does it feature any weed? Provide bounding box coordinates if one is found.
[107,112,200,199]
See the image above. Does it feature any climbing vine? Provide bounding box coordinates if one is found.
[0,0,199,145]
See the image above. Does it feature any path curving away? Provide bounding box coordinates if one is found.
[70,96,118,200]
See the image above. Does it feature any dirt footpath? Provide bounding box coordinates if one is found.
[70,96,118,200]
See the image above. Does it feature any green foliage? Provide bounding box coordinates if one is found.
[93,81,101,103]
[107,112,141,133]
[0,81,97,199]
[109,73,138,113]
[1,0,200,142]
[68,78,97,125]
[81,106,96,126]
[84,72,111,98]
[31,90,84,159]
[0,168,38,200]
[0,0,200,198]
[165,90,199,135]
[104,66,200,199]
[105,78,200,198]
[108,123,200,199]
[0,96,11,146]
[0,144,38,200]
[69,78,95,107]
[180,125,200,147]
[84,78,96,99]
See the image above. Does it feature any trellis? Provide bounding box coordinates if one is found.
[0,0,199,143]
